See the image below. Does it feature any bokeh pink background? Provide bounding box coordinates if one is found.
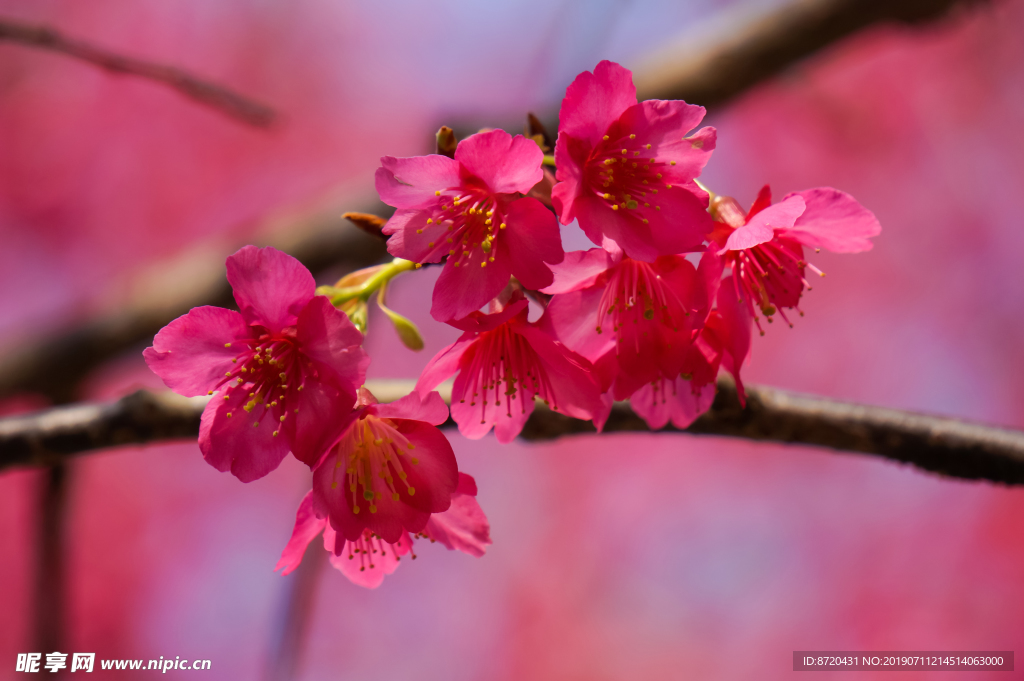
[1,0,1023,678]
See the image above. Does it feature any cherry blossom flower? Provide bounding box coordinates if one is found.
[311,389,459,545]
[276,472,491,589]
[629,310,726,429]
[416,292,604,443]
[542,247,721,401]
[710,185,881,334]
[551,60,717,261]
[144,246,368,482]
[376,129,563,321]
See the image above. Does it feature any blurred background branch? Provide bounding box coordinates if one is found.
[3,379,1023,485]
[0,0,987,408]
[0,16,278,127]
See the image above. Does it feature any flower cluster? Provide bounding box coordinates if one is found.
[145,60,879,589]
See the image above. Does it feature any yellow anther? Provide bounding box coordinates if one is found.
[226,412,233,417]
[480,261,487,267]
[374,438,383,445]
[656,173,662,179]
[642,218,649,224]
[602,135,609,140]
[225,371,231,377]
[224,343,231,348]
[207,390,213,395]
[392,493,400,501]
[236,378,243,383]
[399,471,407,480]
[426,218,433,224]
[620,149,627,154]
[670,160,677,165]
[629,133,636,139]
[603,193,611,199]
[435,190,441,196]
[273,430,279,437]
[645,144,651,149]
[407,487,416,496]
[411,457,419,464]
[353,506,360,514]
[279,415,286,422]
[612,205,619,210]
[416,229,423,234]
[369,505,377,514]
[428,241,434,247]
[499,223,506,229]
[485,218,492,225]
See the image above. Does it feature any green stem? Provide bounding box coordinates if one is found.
[542,154,556,167]
[315,258,417,306]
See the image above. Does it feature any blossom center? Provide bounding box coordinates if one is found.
[596,259,690,340]
[460,323,557,422]
[215,336,306,436]
[422,187,507,268]
[329,415,420,515]
[727,237,823,334]
[587,132,680,222]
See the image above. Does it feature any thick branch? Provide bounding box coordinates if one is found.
[3,380,1023,485]
[0,17,277,127]
[633,0,989,107]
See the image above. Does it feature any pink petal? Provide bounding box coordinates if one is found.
[295,295,368,398]
[143,306,251,397]
[447,297,529,334]
[289,380,359,468]
[551,134,590,225]
[630,377,716,430]
[724,195,806,251]
[415,338,473,396]
[448,344,533,443]
[716,276,753,406]
[375,155,461,209]
[612,99,713,182]
[572,188,710,263]
[516,323,604,424]
[328,531,410,589]
[382,208,449,263]
[558,60,637,146]
[779,187,881,253]
[455,472,478,496]
[274,491,326,575]
[429,247,514,322]
[423,493,492,557]
[540,248,614,295]
[373,390,450,426]
[542,286,615,363]
[226,246,315,334]
[198,390,291,482]
[500,197,563,291]
[454,129,543,195]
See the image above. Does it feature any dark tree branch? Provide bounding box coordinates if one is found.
[0,17,277,127]
[3,380,1023,485]
[633,0,990,108]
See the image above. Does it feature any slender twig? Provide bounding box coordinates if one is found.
[2,379,1023,485]
[34,463,69,657]
[0,17,277,127]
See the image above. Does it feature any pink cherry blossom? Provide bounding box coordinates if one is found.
[629,310,725,429]
[551,60,717,261]
[376,129,564,321]
[542,248,721,401]
[710,185,881,334]
[311,389,459,545]
[144,246,368,482]
[415,292,604,443]
[276,472,491,589]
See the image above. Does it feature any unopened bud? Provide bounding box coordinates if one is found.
[436,126,457,159]
[377,286,424,351]
[342,212,388,240]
